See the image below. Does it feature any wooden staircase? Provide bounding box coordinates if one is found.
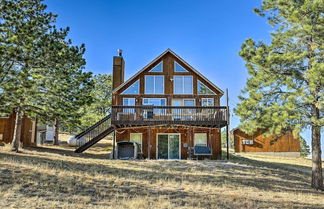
[74,114,115,153]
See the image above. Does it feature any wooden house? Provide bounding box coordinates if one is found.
[232,128,300,157]
[74,49,229,160]
[0,113,37,146]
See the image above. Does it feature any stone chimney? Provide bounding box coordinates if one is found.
[112,49,125,90]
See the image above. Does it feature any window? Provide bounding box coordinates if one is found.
[121,80,139,95]
[143,98,166,106]
[143,98,166,116]
[174,76,193,94]
[242,139,253,145]
[174,61,188,72]
[172,99,195,120]
[198,80,215,95]
[123,98,135,113]
[149,62,163,72]
[201,98,214,106]
[145,76,164,94]
[123,98,135,106]
[194,133,207,146]
[130,133,142,150]
[172,99,195,106]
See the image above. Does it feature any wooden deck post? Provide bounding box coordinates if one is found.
[112,129,116,159]
[226,88,230,160]
[188,127,192,159]
[148,127,151,159]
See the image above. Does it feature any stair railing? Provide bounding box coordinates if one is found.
[75,110,112,147]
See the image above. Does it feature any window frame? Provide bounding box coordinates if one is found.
[201,98,214,106]
[148,61,163,72]
[121,79,140,95]
[197,80,216,95]
[173,75,193,95]
[194,133,208,146]
[122,98,136,114]
[242,139,254,145]
[144,75,164,94]
[142,98,166,106]
[130,133,143,150]
[174,61,189,72]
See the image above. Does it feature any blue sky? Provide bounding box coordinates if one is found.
[45,0,321,155]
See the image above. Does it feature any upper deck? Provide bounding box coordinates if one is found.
[111,105,228,128]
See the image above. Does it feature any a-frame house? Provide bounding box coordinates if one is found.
[75,49,229,160]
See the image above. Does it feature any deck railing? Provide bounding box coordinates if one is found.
[111,105,227,127]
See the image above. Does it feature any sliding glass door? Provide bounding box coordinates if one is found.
[157,134,180,159]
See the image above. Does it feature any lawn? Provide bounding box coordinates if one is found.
[0,143,323,209]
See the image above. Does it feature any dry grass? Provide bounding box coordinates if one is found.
[0,145,323,209]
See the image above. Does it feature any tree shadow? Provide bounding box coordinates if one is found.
[1,151,324,208]
[1,152,322,195]
[23,146,109,160]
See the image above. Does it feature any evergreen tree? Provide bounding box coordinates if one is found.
[34,32,93,145]
[79,74,112,130]
[221,130,233,149]
[235,0,323,190]
[300,136,311,158]
[0,0,93,149]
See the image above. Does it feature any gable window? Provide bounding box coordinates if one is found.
[130,133,142,150]
[121,80,139,95]
[194,133,207,146]
[145,76,164,94]
[174,61,188,72]
[198,80,215,95]
[149,62,163,72]
[174,76,193,94]
[201,98,214,106]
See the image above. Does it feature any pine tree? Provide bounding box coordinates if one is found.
[0,0,94,149]
[79,74,112,130]
[300,136,311,157]
[235,0,323,190]
[34,32,93,145]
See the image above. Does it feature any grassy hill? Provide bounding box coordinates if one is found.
[0,144,323,209]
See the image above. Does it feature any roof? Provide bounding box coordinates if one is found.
[112,48,224,95]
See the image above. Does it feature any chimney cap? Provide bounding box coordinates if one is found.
[117,49,123,56]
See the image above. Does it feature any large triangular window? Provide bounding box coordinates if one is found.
[174,61,188,72]
[121,80,140,94]
[197,80,215,95]
[149,62,163,72]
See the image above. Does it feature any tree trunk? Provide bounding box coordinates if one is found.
[11,107,23,152]
[53,118,59,145]
[311,105,323,190]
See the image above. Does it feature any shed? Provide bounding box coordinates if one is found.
[232,128,300,157]
[0,113,36,146]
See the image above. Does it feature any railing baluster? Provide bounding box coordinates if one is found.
[111,105,227,127]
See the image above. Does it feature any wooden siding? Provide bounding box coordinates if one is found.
[116,127,221,159]
[0,114,36,146]
[112,52,221,107]
[233,129,300,153]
